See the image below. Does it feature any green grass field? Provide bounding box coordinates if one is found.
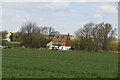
[2,49,118,78]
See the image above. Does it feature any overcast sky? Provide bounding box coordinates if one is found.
[1,2,118,35]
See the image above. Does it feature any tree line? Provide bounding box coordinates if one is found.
[1,22,120,52]
[2,22,60,48]
[73,22,119,52]
[20,22,60,48]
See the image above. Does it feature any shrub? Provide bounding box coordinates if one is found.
[2,41,21,48]
[118,39,120,51]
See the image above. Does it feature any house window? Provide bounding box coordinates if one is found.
[62,41,65,45]
[53,41,57,44]
[62,36,64,38]
[67,38,70,40]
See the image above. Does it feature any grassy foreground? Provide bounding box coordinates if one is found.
[2,49,118,78]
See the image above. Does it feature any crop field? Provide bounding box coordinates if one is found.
[2,49,118,78]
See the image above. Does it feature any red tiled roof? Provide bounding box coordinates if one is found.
[52,34,70,42]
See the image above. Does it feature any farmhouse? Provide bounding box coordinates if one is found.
[46,34,71,50]
[2,31,14,42]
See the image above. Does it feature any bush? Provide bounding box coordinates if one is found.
[21,45,26,48]
[109,41,118,51]
[118,39,120,51]
[21,33,50,48]
[2,40,21,48]
[71,39,80,50]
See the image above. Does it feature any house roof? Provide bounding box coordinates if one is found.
[52,34,70,42]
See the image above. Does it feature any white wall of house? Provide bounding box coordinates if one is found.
[54,46,71,50]
[3,38,11,42]
[59,46,71,50]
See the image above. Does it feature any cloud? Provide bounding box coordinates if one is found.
[10,16,44,23]
[93,14,103,19]
[1,0,49,2]
[0,21,3,30]
[98,4,117,14]
[86,0,119,2]
[51,21,86,25]
[37,2,70,9]
[1,2,118,34]
[53,11,81,17]
[1,0,119,2]
[68,21,86,25]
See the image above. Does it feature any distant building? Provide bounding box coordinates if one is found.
[3,37,11,42]
[3,31,15,42]
[46,34,71,50]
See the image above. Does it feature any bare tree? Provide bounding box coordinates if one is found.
[0,31,7,39]
[75,22,95,51]
[97,22,117,51]
[40,27,60,35]
[75,22,116,51]
[20,22,48,48]
[20,22,41,34]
